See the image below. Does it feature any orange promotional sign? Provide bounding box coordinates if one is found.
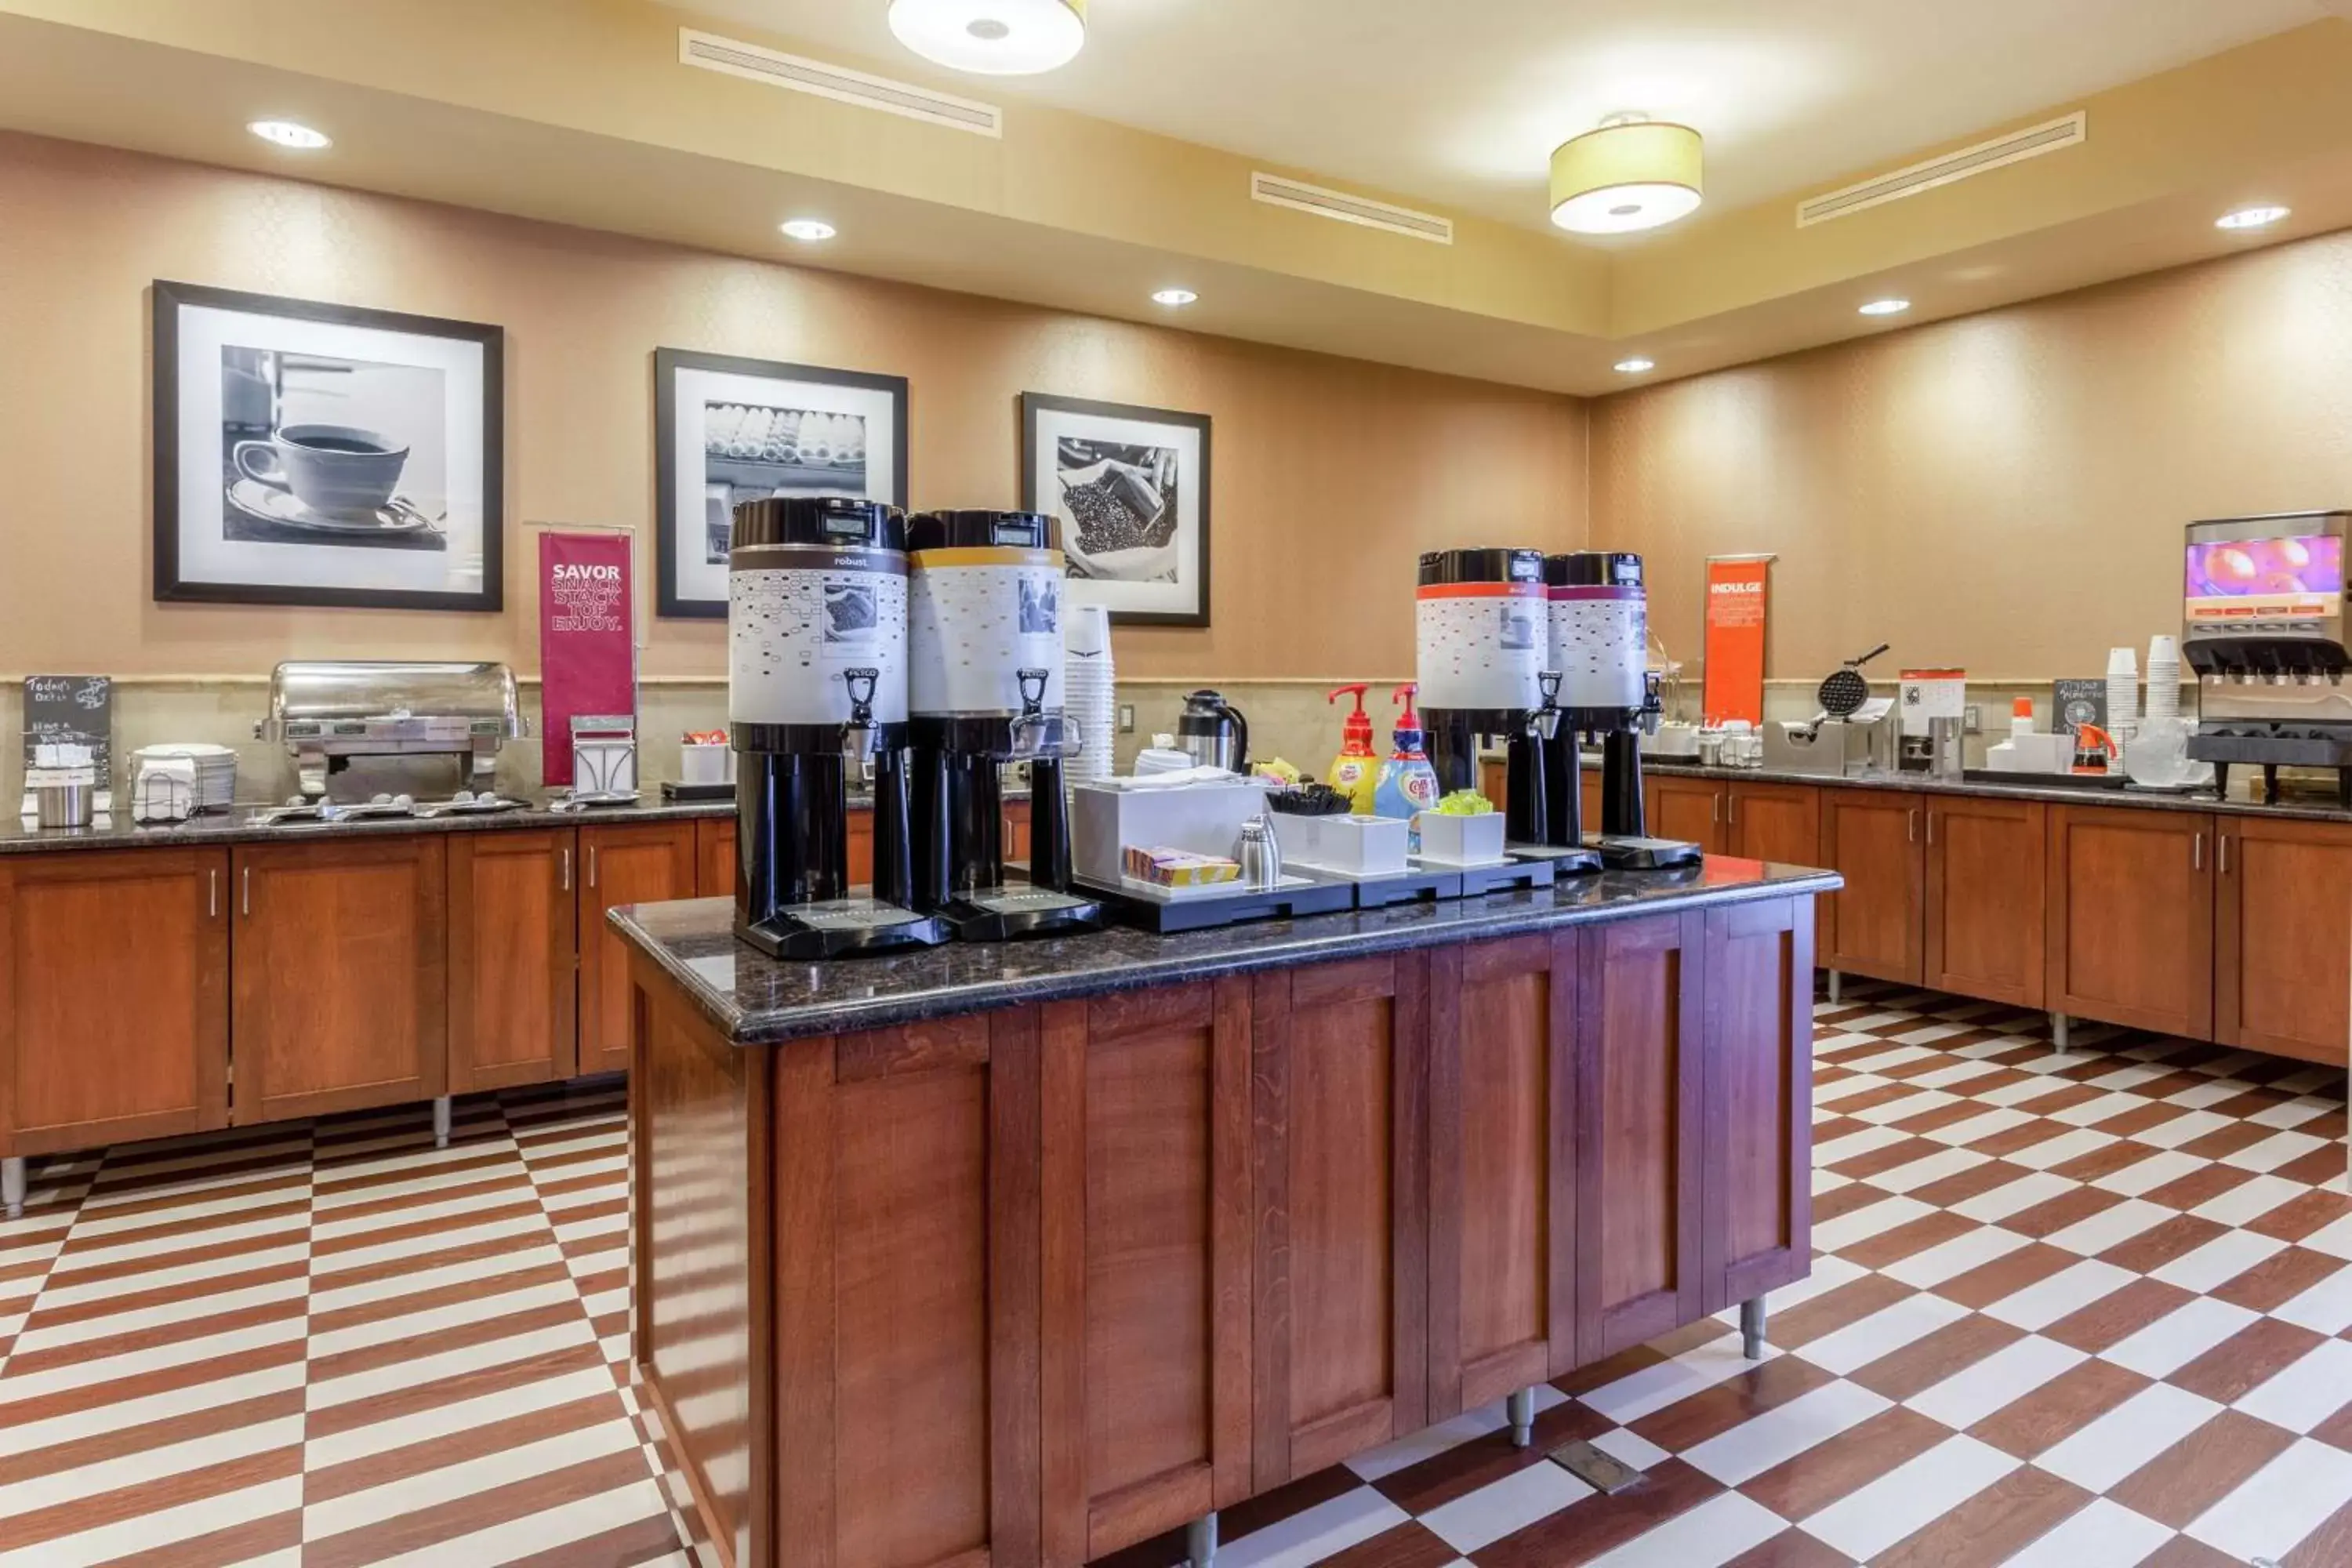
[1702,557,1772,727]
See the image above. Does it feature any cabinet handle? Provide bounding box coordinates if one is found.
[1711,793,1720,825]
[208,867,218,920]
[561,847,572,892]
[1926,811,1936,846]
[2193,832,2204,872]
[241,866,251,917]
[2220,835,2231,875]
[1726,793,1737,826]
[587,846,597,890]
[1907,808,1918,843]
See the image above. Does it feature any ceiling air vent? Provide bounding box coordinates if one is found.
[677,27,1003,138]
[1251,172,1454,245]
[1795,111,2085,228]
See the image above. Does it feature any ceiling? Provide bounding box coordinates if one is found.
[673,0,2324,230]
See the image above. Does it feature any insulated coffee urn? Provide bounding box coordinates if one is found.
[906,510,1107,942]
[1415,547,1552,843]
[729,496,948,958]
[1543,550,1700,869]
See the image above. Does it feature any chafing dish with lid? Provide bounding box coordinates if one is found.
[256,661,526,798]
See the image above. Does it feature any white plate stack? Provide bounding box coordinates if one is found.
[1063,604,1116,783]
[134,743,238,811]
[2145,634,2181,720]
[2107,646,2140,731]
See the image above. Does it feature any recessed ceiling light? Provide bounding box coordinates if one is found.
[247,120,331,151]
[2216,205,2290,232]
[779,219,837,242]
[1151,289,1197,307]
[1858,298,1911,317]
[888,0,1085,75]
[1614,358,1656,375]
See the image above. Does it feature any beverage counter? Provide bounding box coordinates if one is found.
[612,860,1834,1568]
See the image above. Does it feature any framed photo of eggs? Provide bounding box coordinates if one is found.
[1022,393,1212,628]
[654,348,909,618]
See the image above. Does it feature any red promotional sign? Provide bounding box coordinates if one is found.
[1702,557,1772,728]
[539,532,635,787]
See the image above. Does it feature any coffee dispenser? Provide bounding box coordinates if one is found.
[730,496,948,959]
[906,510,1107,942]
[1542,550,1700,869]
[1415,547,1552,844]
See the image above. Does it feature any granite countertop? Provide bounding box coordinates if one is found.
[1639,760,2352,824]
[611,860,1842,1046]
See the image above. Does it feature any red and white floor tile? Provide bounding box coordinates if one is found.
[2,986,2347,1566]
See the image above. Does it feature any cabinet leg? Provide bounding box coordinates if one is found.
[2050,1012,2069,1057]
[2,1156,24,1221]
[432,1096,452,1149]
[1740,1296,1769,1360]
[1185,1511,1218,1568]
[1507,1385,1537,1449]
[1826,968,1842,1004]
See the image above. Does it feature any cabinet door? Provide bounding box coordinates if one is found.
[1581,768,1604,837]
[578,821,698,1075]
[1703,898,1812,1315]
[1819,789,1925,984]
[1925,797,2045,1007]
[1730,783,1820,866]
[1576,912,1704,1363]
[2216,817,2352,1065]
[448,830,577,1093]
[848,807,876,890]
[1040,981,1252,1565]
[2046,806,2214,1038]
[695,815,736,898]
[232,838,447,1123]
[1650,775,1728,855]
[0,849,230,1156]
[1003,798,1034,866]
[1428,932,1574,1421]
[1252,955,1428,1487]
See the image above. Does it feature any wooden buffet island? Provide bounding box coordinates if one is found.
[616,862,1835,1568]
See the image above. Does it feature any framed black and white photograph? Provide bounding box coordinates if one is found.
[152,280,503,611]
[655,348,909,618]
[1022,393,1210,627]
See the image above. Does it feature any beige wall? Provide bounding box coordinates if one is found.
[0,131,1590,693]
[1593,228,2352,684]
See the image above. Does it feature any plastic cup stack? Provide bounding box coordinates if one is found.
[1063,604,1116,783]
[2107,646,2140,728]
[2145,634,2181,720]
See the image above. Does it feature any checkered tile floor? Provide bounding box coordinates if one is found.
[3,988,2347,1566]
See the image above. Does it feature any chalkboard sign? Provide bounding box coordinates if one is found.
[2051,678,2107,739]
[22,675,113,789]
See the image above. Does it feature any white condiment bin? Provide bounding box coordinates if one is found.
[1414,810,1508,866]
[1272,812,1410,877]
[1072,777,1269,888]
[679,742,734,787]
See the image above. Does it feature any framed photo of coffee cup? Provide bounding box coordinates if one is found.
[1021,393,1210,627]
[654,348,909,618]
[152,280,503,611]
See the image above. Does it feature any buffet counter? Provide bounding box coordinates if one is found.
[614,861,1833,1568]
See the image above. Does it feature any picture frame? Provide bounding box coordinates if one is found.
[1022,392,1212,628]
[655,347,909,618]
[151,279,504,611]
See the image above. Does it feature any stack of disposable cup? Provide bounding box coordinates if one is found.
[1063,604,1116,783]
[2107,646,2140,728]
[2145,635,2181,720]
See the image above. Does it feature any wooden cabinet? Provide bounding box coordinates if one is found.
[1729,782,1820,866]
[2216,816,2352,1065]
[1925,797,2045,1007]
[1703,900,1813,1315]
[1650,775,1729,855]
[1820,789,1925,985]
[1252,955,1428,1486]
[448,829,578,1093]
[230,837,448,1123]
[2046,805,2214,1038]
[848,808,875,891]
[1004,797,1034,865]
[695,816,736,898]
[1427,933,1573,1421]
[578,821,699,1075]
[1575,912,1705,1363]
[0,849,230,1156]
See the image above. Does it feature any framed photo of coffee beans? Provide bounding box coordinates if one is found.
[1021,393,1211,628]
[151,280,503,611]
[654,348,909,618]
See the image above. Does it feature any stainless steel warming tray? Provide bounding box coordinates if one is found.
[256,661,526,797]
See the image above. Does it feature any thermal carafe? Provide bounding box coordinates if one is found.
[1415,547,1551,843]
[1542,550,1700,869]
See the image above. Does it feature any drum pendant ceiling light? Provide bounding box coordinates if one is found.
[1550,114,1704,235]
[888,0,1087,74]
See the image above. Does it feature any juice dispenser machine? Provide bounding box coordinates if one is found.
[2184,510,2352,804]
